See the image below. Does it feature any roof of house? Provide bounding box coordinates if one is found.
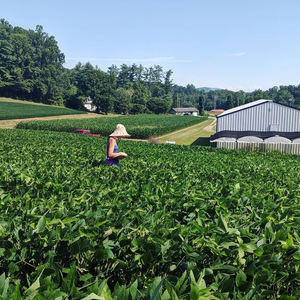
[218,99,271,117]
[171,107,198,112]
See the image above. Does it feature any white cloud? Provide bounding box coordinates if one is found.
[231,52,246,57]
[66,57,192,63]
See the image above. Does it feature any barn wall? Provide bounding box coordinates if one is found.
[213,141,300,154]
[217,102,300,132]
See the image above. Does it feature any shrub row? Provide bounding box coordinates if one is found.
[16,115,208,139]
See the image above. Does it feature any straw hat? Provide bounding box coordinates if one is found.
[109,124,130,137]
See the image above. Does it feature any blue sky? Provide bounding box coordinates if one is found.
[2,0,300,92]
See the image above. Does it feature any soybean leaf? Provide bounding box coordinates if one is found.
[36,215,46,233]
[149,277,164,300]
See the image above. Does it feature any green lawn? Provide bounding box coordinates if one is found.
[157,118,216,145]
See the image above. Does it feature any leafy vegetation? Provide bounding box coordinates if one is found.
[0,19,174,114]
[0,20,66,105]
[16,115,208,139]
[0,100,86,120]
[0,129,300,299]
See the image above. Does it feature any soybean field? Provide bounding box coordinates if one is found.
[0,100,87,120]
[16,115,208,139]
[0,129,300,299]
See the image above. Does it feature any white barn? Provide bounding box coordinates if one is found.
[216,99,300,132]
[210,100,300,153]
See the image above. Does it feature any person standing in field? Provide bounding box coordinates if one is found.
[105,124,130,167]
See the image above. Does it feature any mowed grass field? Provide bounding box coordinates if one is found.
[0,98,87,120]
[157,117,216,145]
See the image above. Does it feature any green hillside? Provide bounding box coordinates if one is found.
[0,98,87,120]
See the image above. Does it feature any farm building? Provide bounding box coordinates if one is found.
[169,107,198,116]
[210,99,300,153]
[84,98,96,112]
[215,99,300,132]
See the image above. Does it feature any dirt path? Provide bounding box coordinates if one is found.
[0,113,123,129]
[203,117,216,132]
[13,113,119,122]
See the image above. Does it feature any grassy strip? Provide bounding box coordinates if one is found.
[0,119,18,129]
[158,119,214,145]
[0,112,122,129]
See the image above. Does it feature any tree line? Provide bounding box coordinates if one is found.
[1,19,300,115]
[174,85,300,112]
[68,62,173,114]
[0,19,173,114]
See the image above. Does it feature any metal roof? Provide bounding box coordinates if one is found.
[218,99,272,117]
[171,107,198,112]
[237,136,264,143]
[264,136,292,143]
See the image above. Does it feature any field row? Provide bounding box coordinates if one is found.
[0,100,86,120]
[0,129,300,298]
[16,115,208,139]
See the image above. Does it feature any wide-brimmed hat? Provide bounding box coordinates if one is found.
[109,124,130,137]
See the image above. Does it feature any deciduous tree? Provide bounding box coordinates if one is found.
[147,97,170,114]
[114,88,132,114]
[226,94,234,110]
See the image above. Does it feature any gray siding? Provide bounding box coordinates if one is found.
[217,102,300,132]
[214,141,300,154]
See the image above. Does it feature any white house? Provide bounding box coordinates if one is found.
[84,98,96,112]
[169,107,198,116]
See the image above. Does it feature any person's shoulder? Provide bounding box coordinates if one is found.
[108,136,116,143]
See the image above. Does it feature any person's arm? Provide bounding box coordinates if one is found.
[107,137,128,159]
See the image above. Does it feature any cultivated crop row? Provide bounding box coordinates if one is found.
[0,100,86,120]
[16,115,208,139]
[0,129,300,299]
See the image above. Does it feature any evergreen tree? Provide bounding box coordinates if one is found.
[164,69,173,96]
[172,95,180,108]
[198,95,205,115]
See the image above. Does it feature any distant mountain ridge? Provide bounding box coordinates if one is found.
[197,87,221,92]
